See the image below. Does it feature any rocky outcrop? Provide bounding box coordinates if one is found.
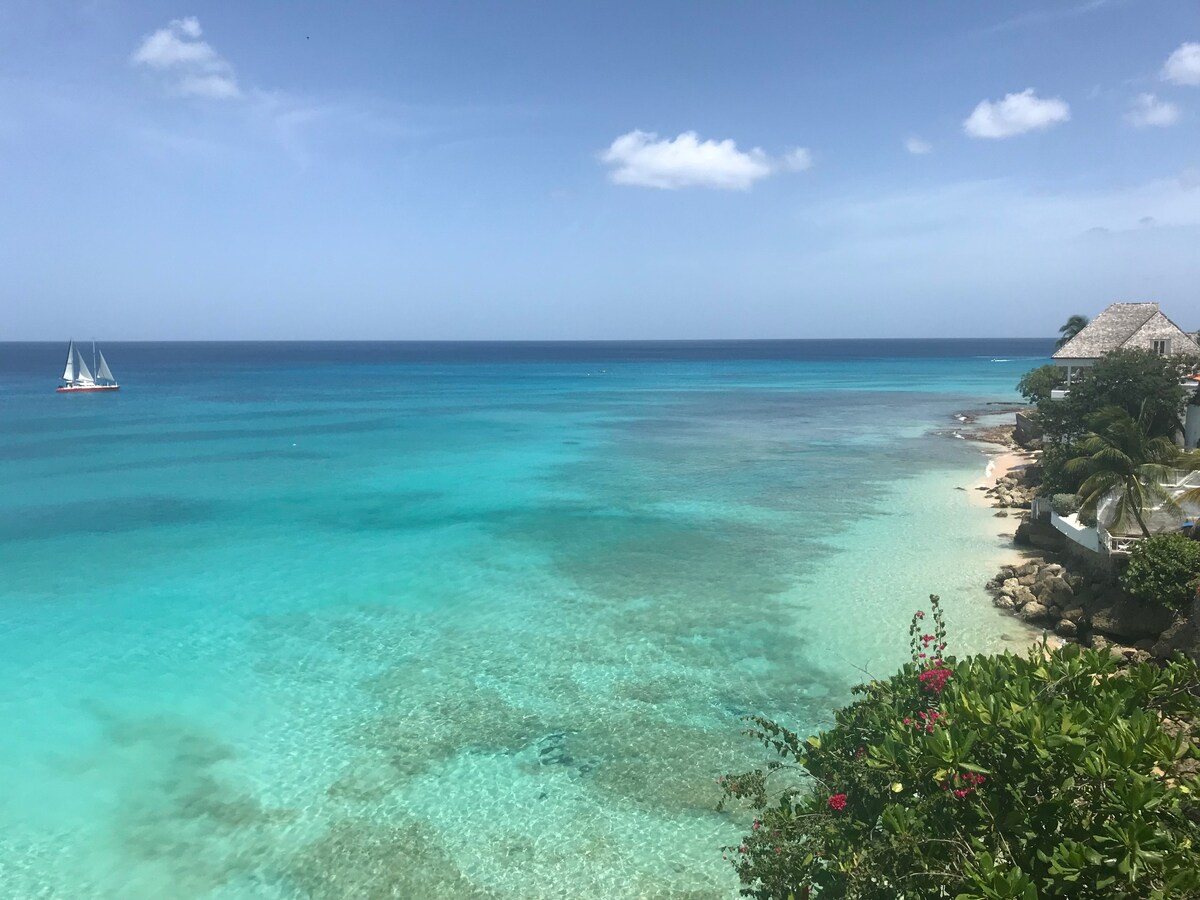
[985,557,1197,661]
[1152,618,1200,663]
[1013,410,1043,450]
[1014,517,1065,552]
[1090,596,1175,643]
[986,465,1040,510]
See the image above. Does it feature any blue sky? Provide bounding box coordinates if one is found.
[2,1,1199,339]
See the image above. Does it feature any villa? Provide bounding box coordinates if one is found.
[1050,301,1200,449]
[1052,302,1200,390]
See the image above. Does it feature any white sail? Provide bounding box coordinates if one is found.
[75,347,95,384]
[96,349,115,383]
[61,340,76,382]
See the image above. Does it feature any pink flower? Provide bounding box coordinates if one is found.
[827,793,848,811]
[919,664,952,694]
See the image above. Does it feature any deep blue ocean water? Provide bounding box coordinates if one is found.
[0,340,1050,898]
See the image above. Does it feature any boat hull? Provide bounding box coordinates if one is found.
[56,384,120,393]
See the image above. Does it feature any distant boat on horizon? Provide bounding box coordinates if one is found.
[57,340,119,393]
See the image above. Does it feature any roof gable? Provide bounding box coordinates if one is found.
[1124,312,1200,357]
[1052,302,1168,359]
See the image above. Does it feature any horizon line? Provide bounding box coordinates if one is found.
[2,336,1057,344]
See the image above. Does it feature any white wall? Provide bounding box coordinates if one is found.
[1186,404,1200,450]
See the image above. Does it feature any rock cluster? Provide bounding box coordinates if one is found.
[985,557,1190,662]
[985,466,1038,510]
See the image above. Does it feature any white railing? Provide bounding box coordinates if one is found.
[1101,531,1143,556]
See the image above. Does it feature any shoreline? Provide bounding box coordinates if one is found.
[964,442,1035,565]
[951,419,1051,648]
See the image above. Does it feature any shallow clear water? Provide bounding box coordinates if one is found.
[0,341,1049,898]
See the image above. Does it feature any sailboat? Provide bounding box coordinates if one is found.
[57,340,120,393]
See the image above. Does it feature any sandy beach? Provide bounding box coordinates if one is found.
[965,444,1040,566]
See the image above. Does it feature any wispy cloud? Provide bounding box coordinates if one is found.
[963,89,1070,138]
[131,17,240,99]
[982,0,1115,35]
[1126,93,1180,127]
[1162,42,1200,86]
[904,136,932,155]
[599,130,811,190]
[804,170,1200,242]
[781,147,813,171]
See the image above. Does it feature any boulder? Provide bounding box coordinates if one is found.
[1019,601,1052,624]
[994,595,1015,610]
[1151,618,1200,663]
[1071,584,1096,606]
[1055,619,1078,638]
[1063,606,1086,624]
[1018,573,1038,587]
[1013,586,1038,609]
[1091,597,1175,643]
[1036,575,1074,607]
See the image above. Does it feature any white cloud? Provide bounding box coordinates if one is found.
[904,136,932,155]
[1126,93,1180,127]
[963,89,1070,138]
[178,74,241,100]
[131,17,240,99]
[599,130,810,190]
[983,0,1112,34]
[1162,42,1200,86]
[781,147,813,171]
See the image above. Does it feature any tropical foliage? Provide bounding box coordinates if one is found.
[1016,364,1065,405]
[1035,349,1190,446]
[1055,314,1089,350]
[1121,533,1200,612]
[1050,493,1079,517]
[1066,406,1187,537]
[718,597,1200,899]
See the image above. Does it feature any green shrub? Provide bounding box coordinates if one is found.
[1037,440,1085,498]
[1050,493,1079,517]
[1016,365,1065,405]
[1121,533,1200,612]
[719,597,1200,899]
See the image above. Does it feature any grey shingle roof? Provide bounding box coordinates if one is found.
[1052,302,1200,359]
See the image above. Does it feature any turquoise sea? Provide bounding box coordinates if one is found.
[0,340,1050,899]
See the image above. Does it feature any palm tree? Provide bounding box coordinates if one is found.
[1066,405,1183,537]
[1055,314,1090,350]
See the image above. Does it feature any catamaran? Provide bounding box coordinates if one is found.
[57,340,120,393]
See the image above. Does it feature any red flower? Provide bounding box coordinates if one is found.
[919,664,952,694]
[827,793,848,811]
[941,770,987,798]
